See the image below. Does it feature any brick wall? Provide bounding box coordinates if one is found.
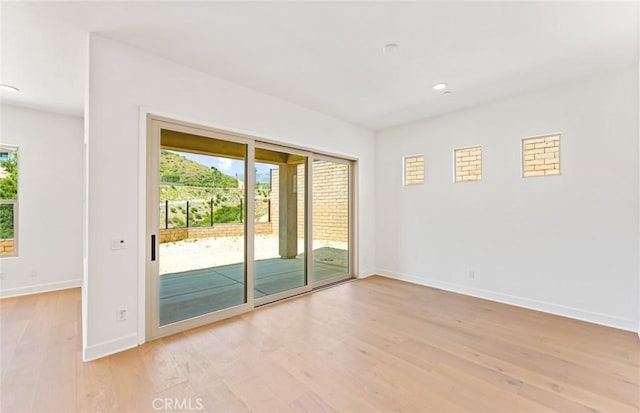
[270,168,280,237]
[160,228,188,243]
[297,164,305,239]
[270,160,349,244]
[0,239,15,256]
[312,161,349,243]
[160,222,273,243]
[455,146,482,182]
[523,135,560,177]
[404,155,424,185]
[188,222,273,238]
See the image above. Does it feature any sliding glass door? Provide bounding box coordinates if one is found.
[147,115,353,339]
[157,138,249,326]
[147,118,254,339]
[254,144,311,305]
[312,157,351,286]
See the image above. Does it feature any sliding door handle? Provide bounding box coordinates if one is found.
[151,234,156,261]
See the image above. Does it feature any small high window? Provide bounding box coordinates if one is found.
[522,134,560,177]
[454,146,482,182]
[403,155,424,186]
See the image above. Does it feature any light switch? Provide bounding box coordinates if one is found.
[111,239,126,250]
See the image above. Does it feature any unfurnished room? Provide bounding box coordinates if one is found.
[0,1,639,412]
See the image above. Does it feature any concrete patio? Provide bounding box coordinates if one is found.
[159,248,348,325]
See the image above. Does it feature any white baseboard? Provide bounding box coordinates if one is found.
[376,269,638,333]
[357,268,377,279]
[83,333,139,361]
[0,279,82,299]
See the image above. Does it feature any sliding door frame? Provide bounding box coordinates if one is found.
[145,113,357,341]
[253,141,313,306]
[311,154,355,289]
[146,115,255,340]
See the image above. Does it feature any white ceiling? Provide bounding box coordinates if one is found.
[1,1,638,130]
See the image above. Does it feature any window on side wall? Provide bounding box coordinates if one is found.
[403,154,424,186]
[522,134,560,177]
[454,146,482,182]
[0,145,18,257]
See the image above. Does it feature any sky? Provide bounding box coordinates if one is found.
[174,151,274,182]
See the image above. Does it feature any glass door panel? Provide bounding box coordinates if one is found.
[254,147,308,301]
[158,130,247,326]
[148,116,354,339]
[312,159,350,283]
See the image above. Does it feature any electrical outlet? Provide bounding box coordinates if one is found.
[116,309,128,321]
[468,270,475,279]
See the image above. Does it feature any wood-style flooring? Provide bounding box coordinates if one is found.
[1,275,638,412]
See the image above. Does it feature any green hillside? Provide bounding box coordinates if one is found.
[158,150,271,227]
[160,150,238,188]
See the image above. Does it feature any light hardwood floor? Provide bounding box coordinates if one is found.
[1,276,639,412]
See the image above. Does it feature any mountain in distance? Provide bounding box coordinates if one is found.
[256,171,272,185]
[235,170,272,185]
[160,150,238,188]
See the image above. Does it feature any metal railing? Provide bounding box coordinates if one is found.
[159,198,270,229]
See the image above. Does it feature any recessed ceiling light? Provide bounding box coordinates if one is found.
[432,83,448,91]
[383,43,399,54]
[442,90,452,95]
[0,84,19,92]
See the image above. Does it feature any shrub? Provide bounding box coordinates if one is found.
[0,204,14,239]
[213,205,241,223]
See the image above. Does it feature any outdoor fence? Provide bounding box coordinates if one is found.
[159,198,271,230]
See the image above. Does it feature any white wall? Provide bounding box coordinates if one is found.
[85,35,376,360]
[375,65,639,332]
[0,105,83,297]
